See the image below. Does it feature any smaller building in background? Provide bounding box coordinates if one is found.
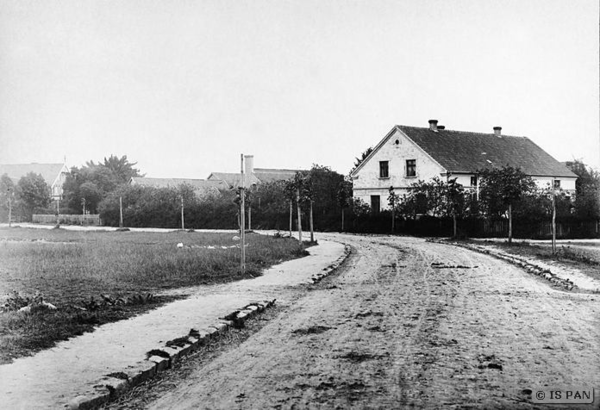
[207,155,303,188]
[0,162,69,200]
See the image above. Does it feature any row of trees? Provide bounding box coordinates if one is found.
[0,155,142,223]
[3,153,600,239]
[98,164,355,233]
[383,164,592,241]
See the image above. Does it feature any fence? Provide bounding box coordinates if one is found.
[32,214,102,226]
[346,214,600,239]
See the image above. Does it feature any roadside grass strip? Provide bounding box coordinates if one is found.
[431,239,577,291]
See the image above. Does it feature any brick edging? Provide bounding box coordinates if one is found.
[310,244,352,284]
[430,240,576,291]
[67,299,277,410]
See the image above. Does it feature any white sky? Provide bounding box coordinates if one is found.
[0,0,598,178]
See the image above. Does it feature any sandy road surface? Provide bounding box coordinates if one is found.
[135,234,599,409]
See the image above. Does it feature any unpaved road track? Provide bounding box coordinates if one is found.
[128,234,600,409]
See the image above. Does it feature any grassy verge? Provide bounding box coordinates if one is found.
[463,239,600,284]
[0,228,307,364]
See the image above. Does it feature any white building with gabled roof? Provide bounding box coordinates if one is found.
[350,120,577,212]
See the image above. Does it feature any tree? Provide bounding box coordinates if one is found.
[477,166,536,243]
[388,186,400,232]
[350,147,373,174]
[63,155,142,214]
[100,155,142,184]
[567,160,600,219]
[0,174,16,223]
[445,178,467,238]
[17,173,51,221]
[337,178,352,231]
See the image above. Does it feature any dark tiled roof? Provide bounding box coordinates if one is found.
[397,126,577,178]
[0,163,67,187]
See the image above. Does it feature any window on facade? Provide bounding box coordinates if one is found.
[370,195,380,214]
[406,159,416,177]
[554,180,561,189]
[379,161,389,178]
[470,176,477,187]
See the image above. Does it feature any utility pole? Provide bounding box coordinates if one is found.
[240,154,246,274]
[56,196,60,226]
[552,182,557,255]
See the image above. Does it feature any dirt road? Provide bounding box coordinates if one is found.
[123,234,600,409]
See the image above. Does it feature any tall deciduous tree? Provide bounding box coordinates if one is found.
[567,160,600,219]
[101,155,142,184]
[17,172,51,221]
[477,166,536,243]
[337,178,352,231]
[63,155,142,213]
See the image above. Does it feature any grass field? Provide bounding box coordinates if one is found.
[0,227,307,364]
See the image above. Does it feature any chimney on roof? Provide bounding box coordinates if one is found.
[437,125,445,130]
[243,155,254,186]
[428,119,438,131]
[493,126,502,137]
[244,155,254,175]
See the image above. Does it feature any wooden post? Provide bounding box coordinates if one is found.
[7,189,12,227]
[508,203,512,244]
[341,208,344,232]
[119,196,124,228]
[552,186,556,255]
[240,154,246,274]
[309,200,314,243]
[181,196,185,230]
[248,206,251,230]
[453,213,457,238]
[289,200,292,237]
[56,197,60,226]
[296,187,302,242]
